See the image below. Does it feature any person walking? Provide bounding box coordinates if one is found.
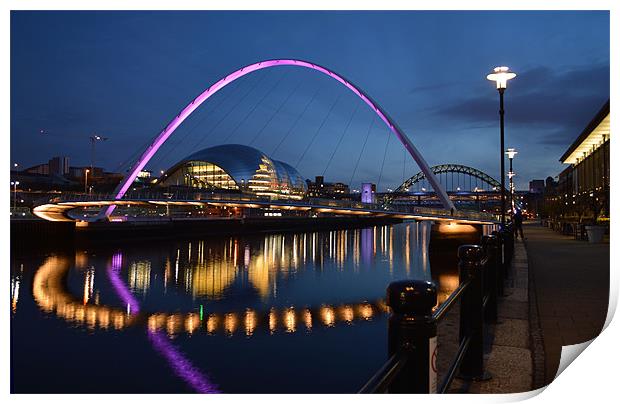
[514,208,525,240]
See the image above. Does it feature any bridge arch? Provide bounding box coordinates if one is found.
[104,59,454,218]
[395,164,503,193]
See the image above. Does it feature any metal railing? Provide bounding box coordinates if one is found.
[359,225,515,394]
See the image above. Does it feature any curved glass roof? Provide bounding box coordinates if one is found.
[167,144,306,192]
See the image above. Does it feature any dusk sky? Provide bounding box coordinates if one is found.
[11,11,609,191]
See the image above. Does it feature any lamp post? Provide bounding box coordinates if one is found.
[506,148,518,218]
[89,134,108,176]
[10,181,19,213]
[84,169,90,194]
[487,66,517,226]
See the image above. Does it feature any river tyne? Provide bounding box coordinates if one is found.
[10,221,483,393]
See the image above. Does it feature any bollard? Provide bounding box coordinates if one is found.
[492,230,506,296]
[501,225,514,273]
[481,235,499,323]
[386,280,438,393]
[458,245,491,381]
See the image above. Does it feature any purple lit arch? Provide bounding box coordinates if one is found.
[105,59,455,217]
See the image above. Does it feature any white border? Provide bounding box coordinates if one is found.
[3,2,617,404]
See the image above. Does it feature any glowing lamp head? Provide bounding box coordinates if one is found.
[486,66,516,89]
[505,148,518,159]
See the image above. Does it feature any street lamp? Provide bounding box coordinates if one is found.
[84,169,90,194]
[90,134,108,172]
[487,66,517,226]
[10,181,19,213]
[506,148,518,217]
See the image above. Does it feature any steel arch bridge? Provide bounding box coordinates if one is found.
[395,164,503,193]
[101,58,455,220]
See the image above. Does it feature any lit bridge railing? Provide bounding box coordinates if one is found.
[40,190,497,223]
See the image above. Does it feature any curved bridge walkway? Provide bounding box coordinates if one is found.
[33,192,496,224]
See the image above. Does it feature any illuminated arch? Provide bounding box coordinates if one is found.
[396,164,503,193]
[104,59,455,218]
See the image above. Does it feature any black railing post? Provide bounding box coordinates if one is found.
[492,230,505,296]
[481,235,499,323]
[386,280,438,393]
[458,245,490,381]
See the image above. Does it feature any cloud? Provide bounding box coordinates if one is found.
[433,64,609,134]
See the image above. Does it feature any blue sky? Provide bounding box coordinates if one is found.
[10,11,609,190]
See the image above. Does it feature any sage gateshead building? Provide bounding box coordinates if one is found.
[157,144,307,200]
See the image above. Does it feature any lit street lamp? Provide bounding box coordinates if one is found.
[506,148,518,218]
[487,66,517,226]
[84,169,90,194]
[10,181,19,213]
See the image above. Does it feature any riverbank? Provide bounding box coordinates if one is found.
[10,216,404,248]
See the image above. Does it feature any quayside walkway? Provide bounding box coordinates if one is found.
[524,222,609,387]
[459,221,609,394]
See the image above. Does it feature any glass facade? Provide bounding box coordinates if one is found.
[159,144,306,200]
[162,161,239,190]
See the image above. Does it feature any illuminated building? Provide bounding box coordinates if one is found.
[558,100,610,195]
[158,144,306,200]
[361,182,376,203]
[544,100,610,221]
[305,176,350,198]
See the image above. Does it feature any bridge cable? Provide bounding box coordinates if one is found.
[112,136,163,175]
[377,126,392,191]
[124,77,244,176]
[222,71,289,144]
[348,114,376,188]
[322,100,361,177]
[147,77,246,171]
[402,149,406,187]
[295,93,342,169]
[187,69,271,152]
[249,79,304,147]
[271,87,320,157]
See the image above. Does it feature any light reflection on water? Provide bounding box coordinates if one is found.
[13,221,467,393]
[26,222,443,334]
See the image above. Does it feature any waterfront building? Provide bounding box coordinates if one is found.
[529,180,545,194]
[544,100,610,221]
[361,182,377,203]
[305,175,350,198]
[158,144,306,200]
[48,156,70,176]
[23,163,49,175]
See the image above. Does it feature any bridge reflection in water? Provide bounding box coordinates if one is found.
[27,222,460,339]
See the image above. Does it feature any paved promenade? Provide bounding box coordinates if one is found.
[462,236,532,393]
[524,222,609,387]
[458,221,609,394]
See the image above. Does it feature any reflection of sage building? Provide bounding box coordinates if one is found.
[158,144,307,200]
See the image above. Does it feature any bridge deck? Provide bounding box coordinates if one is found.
[33,193,497,225]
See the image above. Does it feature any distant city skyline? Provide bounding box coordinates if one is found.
[11,11,609,191]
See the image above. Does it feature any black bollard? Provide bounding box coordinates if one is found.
[481,235,499,323]
[492,230,506,296]
[386,280,438,393]
[458,245,491,381]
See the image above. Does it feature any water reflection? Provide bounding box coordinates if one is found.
[156,222,434,302]
[14,221,478,393]
[26,222,455,339]
[32,256,134,331]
